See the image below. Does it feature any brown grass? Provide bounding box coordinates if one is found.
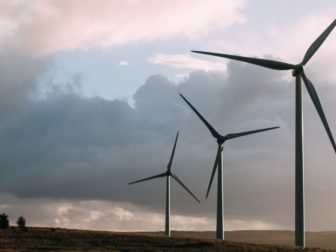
[0,227,335,251]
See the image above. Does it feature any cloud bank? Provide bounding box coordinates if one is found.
[0,58,335,230]
[0,0,247,54]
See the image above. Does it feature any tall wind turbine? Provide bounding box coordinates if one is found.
[128,131,200,237]
[180,93,279,240]
[191,19,336,247]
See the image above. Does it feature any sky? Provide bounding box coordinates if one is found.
[0,0,335,232]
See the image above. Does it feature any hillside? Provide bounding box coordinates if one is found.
[0,227,335,251]
[170,231,336,250]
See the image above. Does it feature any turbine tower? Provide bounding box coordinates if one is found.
[180,93,279,240]
[128,131,200,237]
[191,19,336,247]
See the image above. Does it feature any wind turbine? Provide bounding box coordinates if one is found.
[180,93,279,240]
[191,19,336,247]
[128,131,200,237]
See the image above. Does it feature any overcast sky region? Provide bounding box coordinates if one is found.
[0,0,336,232]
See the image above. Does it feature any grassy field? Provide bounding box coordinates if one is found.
[0,227,335,251]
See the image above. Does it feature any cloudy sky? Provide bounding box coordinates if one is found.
[0,0,335,232]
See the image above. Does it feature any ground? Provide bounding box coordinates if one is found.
[0,227,335,251]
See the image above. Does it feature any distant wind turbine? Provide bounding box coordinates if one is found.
[180,93,279,240]
[191,18,336,247]
[128,131,200,237]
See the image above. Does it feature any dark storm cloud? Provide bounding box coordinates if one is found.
[0,52,49,119]
[0,59,335,230]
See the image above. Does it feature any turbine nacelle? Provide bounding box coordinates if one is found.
[216,136,226,144]
[292,64,304,77]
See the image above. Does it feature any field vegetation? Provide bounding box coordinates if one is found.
[0,227,335,251]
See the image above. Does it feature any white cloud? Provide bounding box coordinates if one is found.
[175,73,189,81]
[118,61,129,66]
[0,193,283,231]
[0,0,247,54]
[225,219,282,231]
[148,54,227,72]
[201,13,336,82]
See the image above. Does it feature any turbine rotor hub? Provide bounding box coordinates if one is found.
[292,64,304,77]
[217,137,225,144]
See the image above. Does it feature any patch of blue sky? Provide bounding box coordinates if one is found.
[37,39,195,102]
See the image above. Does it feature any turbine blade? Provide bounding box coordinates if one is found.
[167,131,179,172]
[302,19,336,65]
[128,172,167,185]
[192,51,295,70]
[225,126,279,140]
[301,72,336,152]
[206,145,222,198]
[171,173,200,203]
[179,93,221,139]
